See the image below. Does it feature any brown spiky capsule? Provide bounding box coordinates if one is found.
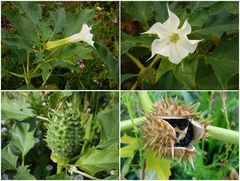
[142,97,208,169]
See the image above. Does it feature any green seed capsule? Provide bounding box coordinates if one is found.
[46,110,83,159]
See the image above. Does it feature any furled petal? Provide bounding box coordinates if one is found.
[169,43,189,64]
[179,19,191,35]
[68,23,94,47]
[147,39,170,61]
[142,22,168,38]
[163,5,180,30]
[179,35,202,53]
[45,23,94,50]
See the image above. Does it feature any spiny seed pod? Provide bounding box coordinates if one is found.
[142,97,208,169]
[45,109,83,159]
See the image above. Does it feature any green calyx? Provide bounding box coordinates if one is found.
[46,110,83,159]
[45,38,69,50]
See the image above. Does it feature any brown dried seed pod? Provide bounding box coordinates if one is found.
[142,97,208,168]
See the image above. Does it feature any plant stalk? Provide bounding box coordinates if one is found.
[125,52,145,69]
[138,92,153,112]
[57,164,63,173]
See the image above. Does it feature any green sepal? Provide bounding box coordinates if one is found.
[51,152,70,164]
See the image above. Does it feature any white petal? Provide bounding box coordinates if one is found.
[179,19,191,35]
[68,23,94,47]
[163,5,180,30]
[179,35,201,53]
[147,39,170,61]
[169,43,188,64]
[142,22,168,38]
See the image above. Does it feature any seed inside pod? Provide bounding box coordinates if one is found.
[142,97,208,168]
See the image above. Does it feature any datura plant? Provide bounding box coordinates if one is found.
[142,97,208,169]
[45,23,94,50]
[142,5,201,64]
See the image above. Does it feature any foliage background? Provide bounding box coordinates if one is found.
[1,92,119,180]
[121,1,239,90]
[2,1,119,90]
[121,92,239,179]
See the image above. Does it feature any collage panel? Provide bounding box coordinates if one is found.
[120,91,239,179]
[1,1,119,90]
[1,91,119,179]
[121,1,239,90]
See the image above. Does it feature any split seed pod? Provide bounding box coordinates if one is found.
[142,97,208,169]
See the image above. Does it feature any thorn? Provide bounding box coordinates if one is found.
[171,141,174,159]
[188,156,195,170]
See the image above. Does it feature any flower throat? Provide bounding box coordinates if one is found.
[169,33,180,43]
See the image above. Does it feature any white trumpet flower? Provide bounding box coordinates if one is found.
[142,6,201,64]
[45,23,94,50]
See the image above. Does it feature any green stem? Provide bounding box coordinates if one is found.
[57,164,63,173]
[125,52,145,69]
[130,79,139,90]
[26,51,30,73]
[5,71,25,78]
[66,165,97,180]
[120,117,239,145]
[149,55,161,67]
[138,92,153,112]
[42,69,53,86]
[21,155,25,167]
[207,125,238,145]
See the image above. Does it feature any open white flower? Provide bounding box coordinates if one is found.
[45,23,94,50]
[142,6,201,64]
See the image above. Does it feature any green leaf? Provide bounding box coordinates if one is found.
[154,2,168,22]
[121,134,138,158]
[192,10,238,36]
[98,104,119,141]
[2,30,33,50]
[13,166,36,180]
[46,172,70,180]
[64,9,94,36]
[174,55,199,89]
[49,8,66,38]
[156,58,175,81]
[121,74,138,84]
[94,43,119,82]
[121,35,155,54]
[1,146,18,171]
[38,21,52,42]
[41,64,52,82]
[1,95,35,121]
[122,1,153,28]
[3,11,38,40]
[205,34,238,88]
[76,145,119,175]
[11,121,35,158]
[195,57,221,89]
[145,149,171,180]
[143,71,183,90]
[52,44,93,62]
[12,1,42,24]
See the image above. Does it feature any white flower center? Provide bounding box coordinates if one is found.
[169,33,180,43]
